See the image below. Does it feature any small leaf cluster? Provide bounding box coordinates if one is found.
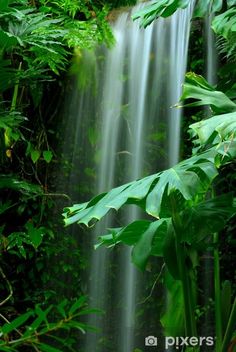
[0,296,99,352]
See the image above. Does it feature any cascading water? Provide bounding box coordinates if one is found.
[60,2,194,351]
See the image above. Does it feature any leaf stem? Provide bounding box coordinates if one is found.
[170,194,197,340]
[221,296,236,352]
[214,232,223,351]
[0,266,13,306]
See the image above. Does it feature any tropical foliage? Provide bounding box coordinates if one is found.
[64,37,236,352]
[1,0,236,351]
[0,0,113,351]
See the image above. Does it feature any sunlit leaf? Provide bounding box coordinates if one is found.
[194,0,223,17]
[190,113,236,146]
[132,0,189,28]
[179,73,236,114]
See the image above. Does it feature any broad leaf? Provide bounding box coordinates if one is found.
[0,175,42,194]
[162,223,180,279]
[132,0,224,28]
[161,272,185,337]
[212,7,236,39]
[178,73,236,114]
[194,0,223,17]
[190,112,236,146]
[64,144,236,227]
[25,221,45,248]
[181,193,236,244]
[97,219,168,270]
[132,0,189,28]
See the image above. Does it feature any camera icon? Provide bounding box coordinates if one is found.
[145,336,158,346]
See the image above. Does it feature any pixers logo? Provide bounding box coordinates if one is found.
[165,336,214,349]
[145,335,214,349]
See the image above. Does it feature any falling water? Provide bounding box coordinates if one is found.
[60,2,194,351]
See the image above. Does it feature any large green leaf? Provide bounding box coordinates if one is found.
[97,219,168,270]
[162,223,180,279]
[194,0,223,17]
[161,272,185,336]
[64,143,236,227]
[179,73,236,114]
[132,0,224,28]
[212,7,236,39]
[190,112,236,146]
[181,193,236,244]
[132,0,189,28]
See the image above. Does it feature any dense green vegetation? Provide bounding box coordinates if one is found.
[0,0,114,350]
[1,0,236,351]
[64,1,236,352]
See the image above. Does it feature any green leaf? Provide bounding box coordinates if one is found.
[63,146,225,227]
[0,175,42,194]
[212,7,236,39]
[194,0,223,17]
[25,221,45,248]
[162,224,179,279]
[1,311,33,334]
[6,232,31,258]
[39,344,62,352]
[190,112,236,146]
[97,219,169,270]
[132,219,167,270]
[179,73,236,114]
[0,0,10,11]
[221,280,232,334]
[96,221,150,248]
[161,272,185,336]
[181,193,236,244]
[43,150,53,163]
[23,305,52,338]
[31,150,41,163]
[69,296,87,315]
[132,0,189,28]
[227,0,236,8]
[56,299,68,318]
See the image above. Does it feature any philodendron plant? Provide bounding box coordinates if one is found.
[63,73,236,352]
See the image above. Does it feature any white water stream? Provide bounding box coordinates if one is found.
[61,2,194,351]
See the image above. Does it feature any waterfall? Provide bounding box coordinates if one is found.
[60,2,194,351]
